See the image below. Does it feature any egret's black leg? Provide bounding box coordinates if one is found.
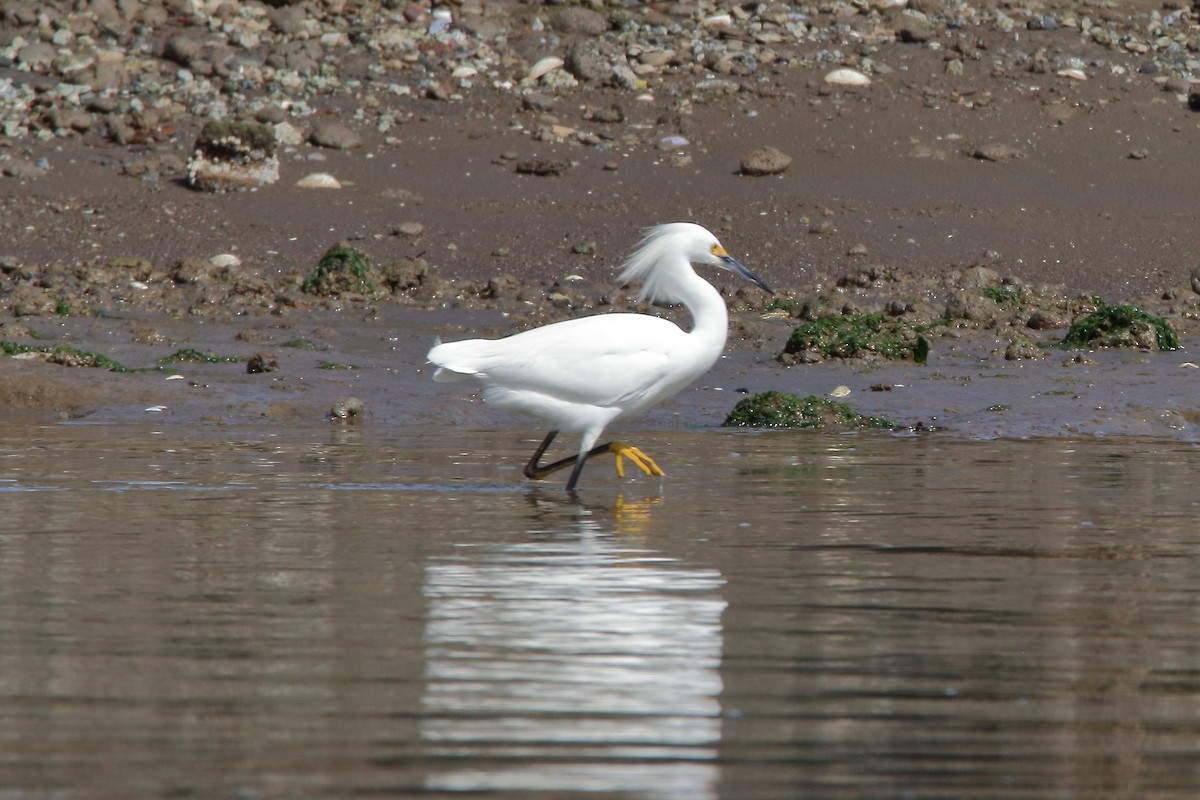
[524,431,610,485]
[523,431,562,480]
[565,456,588,492]
[524,432,664,491]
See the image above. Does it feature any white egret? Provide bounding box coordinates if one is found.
[427,222,772,491]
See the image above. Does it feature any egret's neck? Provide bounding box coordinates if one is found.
[671,262,729,350]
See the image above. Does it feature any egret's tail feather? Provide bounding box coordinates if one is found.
[428,338,484,382]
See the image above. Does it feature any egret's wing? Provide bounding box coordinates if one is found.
[429,314,683,408]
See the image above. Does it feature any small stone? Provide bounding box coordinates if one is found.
[898,23,932,43]
[638,49,675,68]
[8,286,57,316]
[16,42,57,69]
[246,353,280,374]
[296,172,342,189]
[550,7,608,35]
[329,396,364,422]
[394,222,424,237]
[310,120,362,150]
[1027,309,1071,330]
[2,159,46,180]
[584,104,625,123]
[739,146,792,176]
[566,41,609,83]
[528,56,565,82]
[824,68,871,87]
[516,159,569,176]
[960,265,1000,289]
[522,95,555,113]
[971,143,1025,162]
[944,291,1000,326]
[274,121,305,146]
[1005,339,1045,361]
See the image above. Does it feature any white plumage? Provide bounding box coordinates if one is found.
[428,222,772,491]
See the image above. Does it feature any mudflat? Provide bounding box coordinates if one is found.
[2,0,1198,439]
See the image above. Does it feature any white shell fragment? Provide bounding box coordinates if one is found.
[1057,68,1087,81]
[824,68,871,87]
[165,374,186,381]
[145,405,168,413]
[528,56,564,82]
[830,385,852,398]
[296,172,342,189]
[209,253,241,268]
[702,13,733,29]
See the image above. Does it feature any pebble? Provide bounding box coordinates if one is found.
[329,397,364,423]
[550,7,608,36]
[0,0,1191,166]
[394,222,424,237]
[739,146,793,176]
[528,57,565,82]
[824,68,871,87]
[209,254,242,268]
[246,352,280,374]
[296,172,342,189]
[309,120,362,150]
[972,143,1025,162]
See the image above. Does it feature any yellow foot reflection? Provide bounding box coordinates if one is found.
[611,442,666,480]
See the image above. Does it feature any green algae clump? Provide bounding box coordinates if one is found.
[302,246,375,297]
[784,312,931,363]
[1061,303,1179,351]
[157,348,244,366]
[1,341,127,371]
[723,390,897,430]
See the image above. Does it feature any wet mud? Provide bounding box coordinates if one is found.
[2,0,1200,441]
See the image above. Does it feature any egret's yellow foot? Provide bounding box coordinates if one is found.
[611,443,666,480]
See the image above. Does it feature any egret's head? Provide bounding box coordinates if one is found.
[691,225,774,295]
[619,222,772,303]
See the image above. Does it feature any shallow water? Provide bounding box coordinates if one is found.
[1,423,1198,799]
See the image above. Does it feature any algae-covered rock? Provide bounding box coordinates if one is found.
[783,312,931,363]
[302,246,375,297]
[1004,337,1046,361]
[1061,302,1179,351]
[723,390,897,429]
[187,120,280,192]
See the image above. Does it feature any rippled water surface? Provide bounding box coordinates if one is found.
[2,423,1199,799]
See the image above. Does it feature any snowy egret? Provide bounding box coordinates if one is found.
[427,222,772,491]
